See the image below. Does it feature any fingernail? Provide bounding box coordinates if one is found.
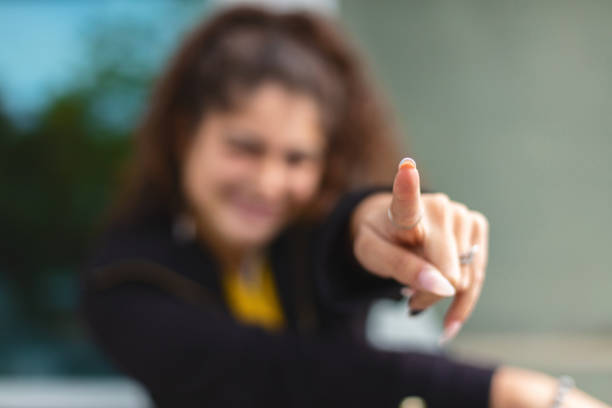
[438,321,462,345]
[399,157,416,170]
[400,287,415,298]
[410,309,424,317]
[416,265,456,297]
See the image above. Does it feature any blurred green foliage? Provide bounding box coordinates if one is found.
[0,14,181,375]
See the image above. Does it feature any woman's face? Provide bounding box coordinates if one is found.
[182,82,326,251]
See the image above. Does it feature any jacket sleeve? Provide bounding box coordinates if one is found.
[80,270,496,408]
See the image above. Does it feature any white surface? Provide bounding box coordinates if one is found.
[366,298,442,352]
[0,379,152,408]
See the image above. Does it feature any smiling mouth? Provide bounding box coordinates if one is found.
[230,198,282,221]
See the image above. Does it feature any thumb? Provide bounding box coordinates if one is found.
[389,157,425,242]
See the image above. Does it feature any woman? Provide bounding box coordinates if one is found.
[80,5,610,408]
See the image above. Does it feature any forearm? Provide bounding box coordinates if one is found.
[490,366,611,408]
[82,277,446,407]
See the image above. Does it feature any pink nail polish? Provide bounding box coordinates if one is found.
[400,287,415,298]
[439,321,462,345]
[416,265,456,297]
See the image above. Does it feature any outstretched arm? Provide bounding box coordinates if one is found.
[491,366,610,408]
[349,158,611,407]
[81,265,495,408]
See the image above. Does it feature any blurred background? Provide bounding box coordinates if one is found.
[1,0,610,406]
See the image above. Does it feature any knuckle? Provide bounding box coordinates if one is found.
[472,211,490,232]
[454,202,469,214]
[427,193,452,220]
[433,193,450,205]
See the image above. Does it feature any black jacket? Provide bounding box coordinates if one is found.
[80,188,496,408]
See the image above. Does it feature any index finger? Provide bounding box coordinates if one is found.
[388,157,425,242]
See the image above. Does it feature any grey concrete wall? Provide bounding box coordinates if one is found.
[340,0,612,333]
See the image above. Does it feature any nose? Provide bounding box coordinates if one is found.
[254,158,289,202]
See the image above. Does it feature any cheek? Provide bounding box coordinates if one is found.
[182,137,228,209]
[184,151,252,207]
[288,166,324,205]
[182,151,210,211]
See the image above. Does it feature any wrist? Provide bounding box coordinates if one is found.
[491,367,610,408]
[490,366,558,408]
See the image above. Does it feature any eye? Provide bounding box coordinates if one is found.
[286,152,307,166]
[225,133,264,156]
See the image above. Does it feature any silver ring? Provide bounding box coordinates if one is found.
[459,244,480,265]
[387,207,423,230]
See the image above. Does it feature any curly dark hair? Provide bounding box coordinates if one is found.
[112,5,403,223]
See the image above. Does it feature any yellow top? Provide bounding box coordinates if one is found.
[221,260,286,332]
